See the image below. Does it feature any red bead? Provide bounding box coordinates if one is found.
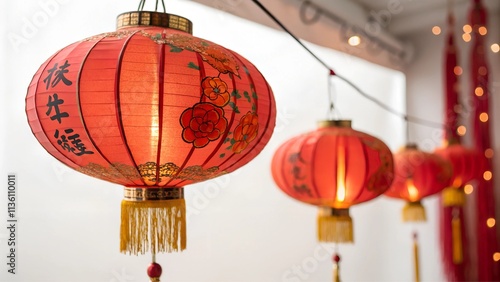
[333,254,341,263]
[147,262,162,278]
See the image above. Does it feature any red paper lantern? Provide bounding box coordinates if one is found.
[26,11,276,256]
[385,144,452,221]
[271,120,394,242]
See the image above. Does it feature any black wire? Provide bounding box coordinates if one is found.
[250,0,445,129]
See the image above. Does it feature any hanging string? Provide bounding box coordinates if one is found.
[250,0,445,130]
[138,0,166,12]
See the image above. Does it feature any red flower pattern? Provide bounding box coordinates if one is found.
[201,77,230,107]
[232,112,259,153]
[180,103,228,148]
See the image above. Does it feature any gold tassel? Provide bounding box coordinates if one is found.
[120,187,186,255]
[402,201,426,222]
[413,233,420,282]
[442,187,465,207]
[317,208,353,243]
[451,208,463,264]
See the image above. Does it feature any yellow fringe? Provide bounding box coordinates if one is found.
[451,214,463,264]
[402,202,426,222]
[413,236,420,282]
[120,199,186,255]
[442,187,465,207]
[317,213,353,243]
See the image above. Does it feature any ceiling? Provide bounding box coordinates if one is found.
[189,0,499,70]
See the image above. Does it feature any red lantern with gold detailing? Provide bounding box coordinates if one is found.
[385,144,452,221]
[25,9,276,269]
[271,120,394,243]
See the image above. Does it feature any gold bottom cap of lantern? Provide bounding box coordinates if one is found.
[120,187,186,255]
[402,201,426,222]
[317,207,353,243]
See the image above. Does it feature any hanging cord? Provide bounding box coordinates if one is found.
[250,0,445,130]
[327,73,342,120]
[138,0,166,12]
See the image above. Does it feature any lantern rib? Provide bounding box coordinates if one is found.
[164,53,208,187]
[219,64,275,173]
[278,138,303,200]
[308,135,322,199]
[154,43,166,186]
[113,31,146,186]
[198,65,240,167]
[350,140,370,203]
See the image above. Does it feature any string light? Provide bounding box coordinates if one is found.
[475,86,484,96]
[492,44,500,53]
[479,112,489,122]
[463,24,472,33]
[457,125,466,136]
[478,26,487,35]
[462,33,471,42]
[432,26,441,35]
[486,218,496,228]
[485,148,494,158]
[348,35,361,46]
[453,66,463,76]
[494,252,500,262]
[483,171,492,181]
[479,66,488,76]
[464,184,474,195]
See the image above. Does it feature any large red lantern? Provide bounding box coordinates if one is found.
[385,144,452,221]
[271,120,394,243]
[25,10,276,266]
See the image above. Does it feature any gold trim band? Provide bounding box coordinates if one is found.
[317,120,352,128]
[124,187,184,201]
[117,11,193,34]
[318,207,350,217]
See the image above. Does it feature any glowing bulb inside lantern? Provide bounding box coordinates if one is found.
[336,142,346,203]
[452,176,462,188]
[406,179,419,202]
[487,218,496,228]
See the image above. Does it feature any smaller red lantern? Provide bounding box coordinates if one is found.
[271,120,394,243]
[385,144,452,222]
[434,143,482,206]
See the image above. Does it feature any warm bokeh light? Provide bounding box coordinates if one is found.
[479,112,489,122]
[485,148,494,159]
[479,66,488,76]
[432,26,441,35]
[492,44,500,53]
[479,26,487,35]
[462,33,471,42]
[463,24,472,33]
[475,86,484,96]
[348,36,361,46]
[494,252,500,262]
[454,66,463,76]
[487,218,496,228]
[457,125,466,136]
[464,184,474,195]
[483,171,492,181]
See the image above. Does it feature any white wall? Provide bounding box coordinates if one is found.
[0,1,452,282]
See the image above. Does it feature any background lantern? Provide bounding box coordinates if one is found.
[385,144,452,222]
[271,120,394,243]
[25,9,276,270]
